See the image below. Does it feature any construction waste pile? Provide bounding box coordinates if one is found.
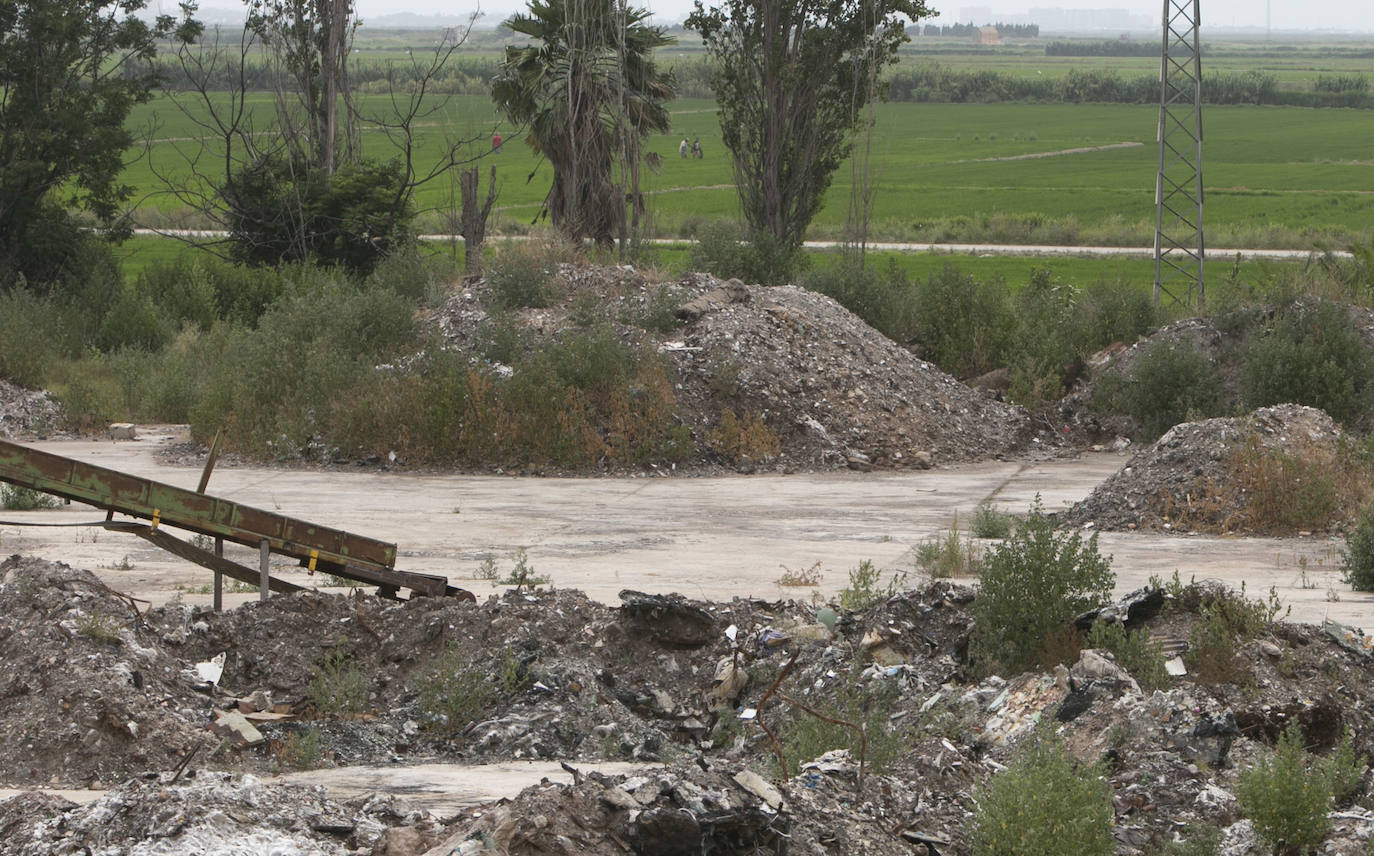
[2,555,1373,855]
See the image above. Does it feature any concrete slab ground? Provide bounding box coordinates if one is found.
[0,428,1367,628]
[4,428,1370,811]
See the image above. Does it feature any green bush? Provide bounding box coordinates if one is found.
[1342,499,1374,591]
[778,675,905,775]
[0,484,60,511]
[223,155,414,275]
[688,220,802,287]
[416,646,528,736]
[1240,300,1373,424]
[837,559,907,610]
[1098,339,1224,441]
[307,647,371,717]
[0,288,64,388]
[911,265,1016,379]
[1237,721,1335,856]
[969,727,1114,856]
[914,519,981,578]
[970,496,1114,676]
[486,240,565,309]
[970,500,1014,539]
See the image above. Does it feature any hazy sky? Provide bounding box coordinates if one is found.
[350,0,1371,32]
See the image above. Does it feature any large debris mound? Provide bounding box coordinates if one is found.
[0,379,60,440]
[1065,404,1346,532]
[7,558,1374,854]
[428,267,1030,470]
[0,556,218,788]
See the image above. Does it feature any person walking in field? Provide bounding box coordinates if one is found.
[679,138,689,158]
[691,137,702,159]
[492,133,502,152]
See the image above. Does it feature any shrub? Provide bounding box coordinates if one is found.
[1237,721,1335,856]
[1084,619,1169,690]
[970,500,1014,539]
[0,484,60,511]
[970,496,1114,676]
[709,408,780,465]
[306,647,370,717]
[837,559,907,611]
[416,646,528,736]
[486,240,567,309]
[688,220,802,287]
[1240,300,1373,424]
[777,675,905,776]
[911,265,1016,379]
[969,727,1114,856]
[0,288,65,388]
[1343,499,1374,591]
[223,155,414,275]
[1101,338,1224,441]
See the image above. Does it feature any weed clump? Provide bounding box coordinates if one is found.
[306,647,370,717]
[970,501,1013,539]
[1237,721,1351,855]
[970,496,1114,676]
[836,559,907,611]
[969,727,1114,856]
[914,518,981,578]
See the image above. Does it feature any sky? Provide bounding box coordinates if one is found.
[344,0,1371,32]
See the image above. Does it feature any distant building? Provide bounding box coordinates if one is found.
[975,25,1000,44]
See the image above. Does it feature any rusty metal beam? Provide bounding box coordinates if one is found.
[0,438,395,572]
[0,438,469,599]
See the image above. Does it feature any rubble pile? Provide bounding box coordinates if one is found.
[1065,404,1348,532]
[0,379,60,440]
[0,773,450,856]
[4,557,1374,853]
[428,268,1032,471]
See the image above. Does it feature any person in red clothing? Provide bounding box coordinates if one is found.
[492,133,502,152]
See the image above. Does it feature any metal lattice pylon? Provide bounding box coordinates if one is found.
[1154,0,1204,310]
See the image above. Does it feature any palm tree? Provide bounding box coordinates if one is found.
[492,0,675,247]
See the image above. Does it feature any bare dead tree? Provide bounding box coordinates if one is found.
[458,165,498,278]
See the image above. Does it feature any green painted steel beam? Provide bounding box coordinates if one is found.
[0,438,396,573]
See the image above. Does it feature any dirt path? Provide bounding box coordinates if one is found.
[948,140,1144,164]
[1,429,1367,628]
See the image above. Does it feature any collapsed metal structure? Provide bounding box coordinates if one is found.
[0,438,471,605]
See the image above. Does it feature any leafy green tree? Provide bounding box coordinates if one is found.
[492,0,675,247]
[970,496,1114,675]
[0,0,199,288]
[686,0,930,254]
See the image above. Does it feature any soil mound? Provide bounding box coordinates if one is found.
[1065,404,1346,532]
[428,268,1031,470]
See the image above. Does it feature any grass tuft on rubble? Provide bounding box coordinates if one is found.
[969,726,1114,856]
